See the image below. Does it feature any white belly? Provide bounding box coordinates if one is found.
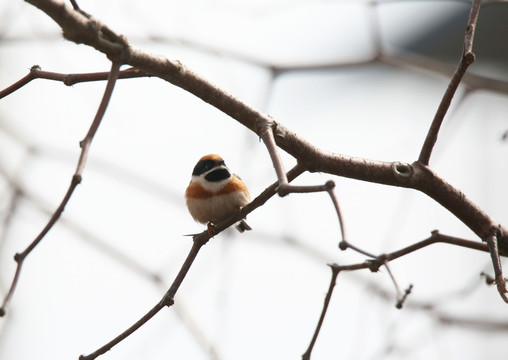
[186,190,250,224]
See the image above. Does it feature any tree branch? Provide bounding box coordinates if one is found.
[418,0,482,165]
[78,164,305,359]
[22,0,508,256]
[0,66,147,99]
[0,61,121,316]
[302,265,340,360]
[485,227,508,303]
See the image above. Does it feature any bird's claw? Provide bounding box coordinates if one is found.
[207,222,217,237]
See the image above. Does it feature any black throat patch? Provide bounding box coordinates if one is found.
[205,168,231,182]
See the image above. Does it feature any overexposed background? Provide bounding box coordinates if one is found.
[1,1,508,359]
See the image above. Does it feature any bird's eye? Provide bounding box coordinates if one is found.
[192,159,217,176]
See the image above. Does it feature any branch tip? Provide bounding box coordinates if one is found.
[303,264,341,359]
[464,52,476,65]
[417,0,482,165]
[72,174,83,184]
[13,252,23,262]
[480,271,496,285]
[324,180,335,190]
[485,227,508,303]
[396,284,413,309]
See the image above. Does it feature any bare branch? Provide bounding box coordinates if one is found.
[383,262,404,306]
[396,284,414,309]
[79,164,305,359]
[76,61,121,174]
[298,230,490,357]
[326,184,347,246]
[260,122,290,195]
[0,61,121,316]
[302,265,340,360]
[0,66,39,99]
[3,1,507,358]
[380,231,488,266]
[418,0,482,165]
[20,0,508,255]
[79,237,202,360]
[0,175,80,316]
[485,228,508,303]
[0,66,147,99]
[336,231,489,274]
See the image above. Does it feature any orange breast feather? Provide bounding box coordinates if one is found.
[185,182,213,199]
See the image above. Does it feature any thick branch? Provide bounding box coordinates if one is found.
[22,0,507,256]
[20,0,508,259]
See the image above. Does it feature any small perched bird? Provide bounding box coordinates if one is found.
[185,154,251,234]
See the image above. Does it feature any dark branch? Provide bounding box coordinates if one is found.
[302,265,340,360]
[0,66,147,99]
[418,0,482,165]
[79,164,305,359]
[0,61,121,316]
[21,0,508,256]
[485,228,508,303]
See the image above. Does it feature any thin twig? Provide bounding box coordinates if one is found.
[327,183,407,303]
[0,66,145,99]
[396,284,414,309]
[326,184,377,257]
[79,237,204,360]
[333,195,408,306]
[0,66,37,99]
[384,262,412,309]
[335,231,489,274]
[260,122,290,195]
[384,262,402,299]
[418,0,482,165]
[325,183,347,245]
[0,61,122,317]
[0,190,22,259]
[302,265,340,360]
[300,230,487,357]
[77,62,121,173]
[260,123,340,197]
[485,227,508,303]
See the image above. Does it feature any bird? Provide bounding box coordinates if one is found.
[185,154,252,235]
